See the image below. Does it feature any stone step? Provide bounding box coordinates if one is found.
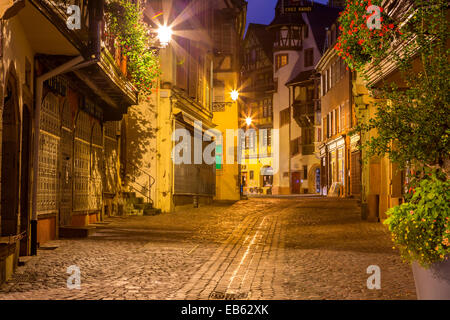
[133,203,153,210]
[59,226,96,239]
[18,256,34,267]
[143,208,162,216]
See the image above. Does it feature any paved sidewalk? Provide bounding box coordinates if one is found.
[0,198,416,300]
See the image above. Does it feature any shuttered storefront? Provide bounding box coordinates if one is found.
[173,121,216,197]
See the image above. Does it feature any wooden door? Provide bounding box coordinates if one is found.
[291,172,301,194]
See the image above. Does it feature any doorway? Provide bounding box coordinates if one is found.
[60,100,73,226]
[291,172,301,194]
[1,75,20,236]
[315,168,321,194]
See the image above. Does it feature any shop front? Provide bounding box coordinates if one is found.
[325,136,346,197]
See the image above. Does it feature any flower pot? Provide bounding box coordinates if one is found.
[412,257,450,300]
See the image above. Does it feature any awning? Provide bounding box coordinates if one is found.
[261,166,274,176]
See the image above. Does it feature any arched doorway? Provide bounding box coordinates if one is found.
[1,73,20,236]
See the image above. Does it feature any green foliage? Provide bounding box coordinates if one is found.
[349,0,450,170]
[335,0,398,71]
[105,0,160,96]
[385,169,450,267]
[339,0,450,267]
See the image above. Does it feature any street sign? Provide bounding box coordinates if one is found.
[284,6,313,13]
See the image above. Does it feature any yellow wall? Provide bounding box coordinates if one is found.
[213,73,240,201]
[353,73,403,222]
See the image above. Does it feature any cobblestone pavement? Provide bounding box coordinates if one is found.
[0,198,417,300]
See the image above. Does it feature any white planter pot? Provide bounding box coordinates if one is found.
[412,257,450,300]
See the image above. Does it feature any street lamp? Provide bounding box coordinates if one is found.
[230,90,239,102]
[245,117,252,126]
[157,25,173,47]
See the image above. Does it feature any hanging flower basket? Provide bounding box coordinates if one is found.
[335,0,400,71]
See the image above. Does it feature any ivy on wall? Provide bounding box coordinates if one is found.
[105,0,160,96]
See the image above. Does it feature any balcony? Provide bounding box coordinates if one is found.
[27,0,138,119]
[242,79,275,93]
[30,0,91,56]
[293,101,314,127]
[302,144,315,156]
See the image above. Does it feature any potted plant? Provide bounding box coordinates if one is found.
[385,169,450,299]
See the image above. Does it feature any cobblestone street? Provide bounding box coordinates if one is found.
[0,198,417,300]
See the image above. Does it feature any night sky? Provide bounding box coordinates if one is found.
[246,0,329,32]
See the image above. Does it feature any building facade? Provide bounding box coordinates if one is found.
[212,0,247,201]
[269,0,341,195]
[353,0,413,221]
[316,20,359,198]
[142,0,247,212]
[0,0,137,283]
[240,23,275,196]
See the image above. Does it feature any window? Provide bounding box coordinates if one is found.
[262,175,273,187]
[275,54,288,71]
[304,48,314,67]
[302,127,313,145]
[304,25,309,38]
[340,58,346,78]
[280,108,290,127]
[328,67,331,91]
[25,58,32,89]
[303,165,308,180]
[292,27,301,40]
[250,171,254,180]
[336,107,340,133]
[291,137,301,156]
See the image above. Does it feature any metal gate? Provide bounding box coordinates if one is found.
[59,99,73,226]
[37,92,60,216]
[73,111,90,212]
[90,123,103,211]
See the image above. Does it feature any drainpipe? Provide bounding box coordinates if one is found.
[31,55,85,255]
[288,85,292,194]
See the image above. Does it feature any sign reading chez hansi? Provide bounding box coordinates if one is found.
[284,6,312,13]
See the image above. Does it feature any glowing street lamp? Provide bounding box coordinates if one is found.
[157,25,173,47]
[230,90,239,102]
[245,117,252,126]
